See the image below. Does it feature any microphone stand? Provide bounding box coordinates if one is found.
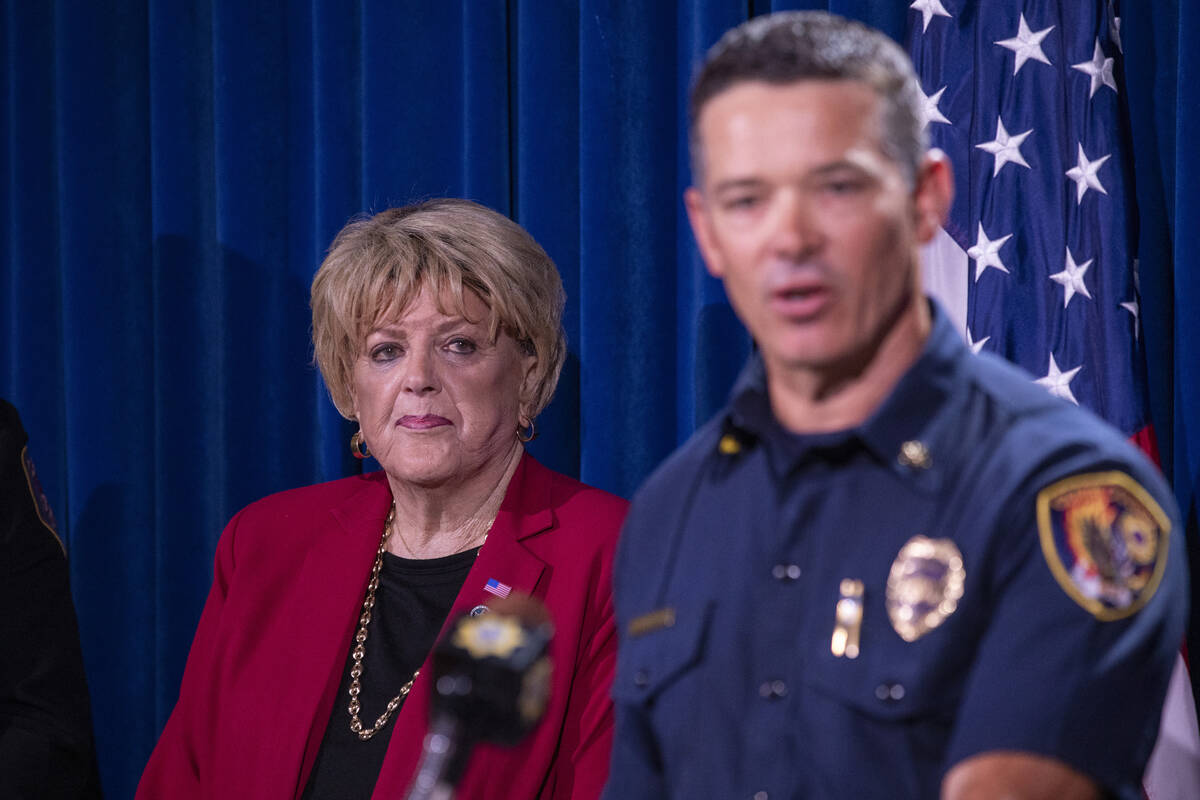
[402,597,553,800]
[404,713,462,800]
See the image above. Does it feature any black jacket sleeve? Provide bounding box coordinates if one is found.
[0,399,102,798]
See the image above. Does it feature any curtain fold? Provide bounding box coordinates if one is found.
[2,2,1195,795]
[1174,0,1200,527]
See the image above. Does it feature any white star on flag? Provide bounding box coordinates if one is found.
[1065,143,1111,203]
[995,14,1054,75]
[910,0,951,33]
[1050,248,1094,308]
[966,223,1012,282]
[1110,16,1123,53]
[966,328,990,354]
[1121,297,1140,340]
[976,117,1033,176]
[1035,354,1082,405]
[1072,39,1117,98]
[922,86,951,128]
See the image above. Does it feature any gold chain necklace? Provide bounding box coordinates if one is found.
[346,505,487,740]
[347,506,417,740]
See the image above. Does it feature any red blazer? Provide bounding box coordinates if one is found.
[137,454,626,799]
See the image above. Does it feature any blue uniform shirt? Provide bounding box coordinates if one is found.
[605,303,1187,800]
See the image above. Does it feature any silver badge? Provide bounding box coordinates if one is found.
[886,536,965,642]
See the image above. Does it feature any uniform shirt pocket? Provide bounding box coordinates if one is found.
[802,615,971,724]
[612,600,713,707]
[795,630,970,798]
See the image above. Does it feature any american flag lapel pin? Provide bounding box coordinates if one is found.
[484,578,512,598]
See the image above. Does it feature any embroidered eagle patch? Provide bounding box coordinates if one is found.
[1036,471,1170,620]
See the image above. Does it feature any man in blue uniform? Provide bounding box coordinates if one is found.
[605,12,1186,800]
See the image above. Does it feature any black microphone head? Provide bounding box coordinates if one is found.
[430,595,554,746]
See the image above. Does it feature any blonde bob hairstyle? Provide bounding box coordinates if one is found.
[311,199,567,422]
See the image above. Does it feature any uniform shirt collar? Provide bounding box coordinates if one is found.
[726,300,962,489]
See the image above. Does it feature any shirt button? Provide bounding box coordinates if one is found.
[875,682,906,701]
[634,670,649,688]
[753,793,769,800]
[771,563,801,581]
[759,679,788,699]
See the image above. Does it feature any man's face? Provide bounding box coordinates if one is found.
[686,79,942,381]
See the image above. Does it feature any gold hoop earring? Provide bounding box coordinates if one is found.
[350,430,370,459]
[517,418,537,443]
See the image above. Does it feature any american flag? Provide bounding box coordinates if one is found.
[484,578,512,599]
[907,1,1200,796]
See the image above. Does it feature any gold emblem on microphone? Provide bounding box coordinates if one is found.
[452,615,526,659]
[886,536,965,642]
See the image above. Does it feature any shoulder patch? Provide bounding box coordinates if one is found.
[1036,471,1170,620]
[20,445,64,555]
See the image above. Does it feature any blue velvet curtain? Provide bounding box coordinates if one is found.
[1,1,1194,796]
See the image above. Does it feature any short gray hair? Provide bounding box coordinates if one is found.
[689,11,927,185]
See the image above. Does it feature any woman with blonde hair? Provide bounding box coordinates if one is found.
[138,199,625,799]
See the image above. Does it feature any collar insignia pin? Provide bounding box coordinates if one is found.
[898,440,932,470]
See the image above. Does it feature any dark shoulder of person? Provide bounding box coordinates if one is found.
[0,398,103,799]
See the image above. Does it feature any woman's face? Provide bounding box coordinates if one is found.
[351,285,535,490]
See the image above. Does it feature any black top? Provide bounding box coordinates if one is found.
[302,546,478,800]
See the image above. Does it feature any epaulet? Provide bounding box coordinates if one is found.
[632,414,730,505]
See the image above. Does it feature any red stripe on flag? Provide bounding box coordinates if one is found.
[1131,424,1162,467]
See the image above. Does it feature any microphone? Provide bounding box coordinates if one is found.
[404,595,554,800]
